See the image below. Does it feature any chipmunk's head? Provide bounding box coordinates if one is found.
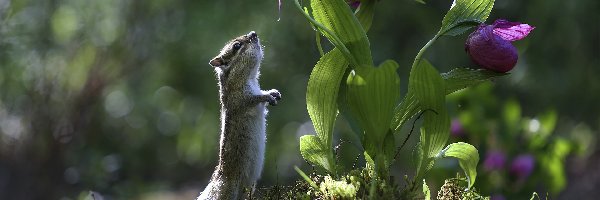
[209,31,263,72]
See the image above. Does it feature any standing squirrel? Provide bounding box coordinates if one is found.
[198,31,281,200]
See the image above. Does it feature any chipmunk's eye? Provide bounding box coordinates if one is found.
[233,42,242,50]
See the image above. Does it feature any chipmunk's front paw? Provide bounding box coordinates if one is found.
[265,89,281,106]
[268,89,281,100]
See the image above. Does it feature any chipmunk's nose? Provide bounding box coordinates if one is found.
[248,31,258,42]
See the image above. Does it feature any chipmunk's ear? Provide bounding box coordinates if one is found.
[209,57,224,67]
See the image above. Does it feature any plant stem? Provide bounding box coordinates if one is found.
[412,34,440,69]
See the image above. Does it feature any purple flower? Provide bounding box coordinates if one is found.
[490,194,506,200]
[483,150,506,171]
[465,19,535,72]
[347,0,360,9]
[510,154,535,179]
[450,119,465,137]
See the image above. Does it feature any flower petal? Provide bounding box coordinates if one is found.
[465,25,518,72]
[492,19,535,41]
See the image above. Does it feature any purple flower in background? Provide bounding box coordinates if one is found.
[347,0,360,9]
[465,19,535,72]
[510,154,535,179]
[483,150,506,171]
[450,119,465,137]
[490,194,506,200]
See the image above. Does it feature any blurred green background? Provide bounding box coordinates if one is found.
[0,0,598,199]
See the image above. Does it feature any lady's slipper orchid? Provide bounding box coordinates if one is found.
[465,19,535,72]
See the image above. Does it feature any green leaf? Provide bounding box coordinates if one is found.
[441,68,507,94]
[293,0,357,67]
[310,0,372,67]
[337,69,364,137]
[423,179,431,200]
[355,0,376,32]
[346,60,400,177]
[305,49,348,173]
[438,0,495,36]
[299,135,334,172]
[392,91,420,133]
[412,142,424,173]
[293,0,372,68]
[302,0,377,174]
[409,60,449,159]
[392,68,505,134]
[502,98,521,135]
[413,142,435,180]
[539,109,558,135]
[346,61,400,155]
[438,142,480,188]
[383,130,396,169]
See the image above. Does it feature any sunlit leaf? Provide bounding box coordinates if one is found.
[438,0,495,36]
[541,153,566,194]
[408,60,450,181]
[293,0,373,68]
[301,0,377,174]
[346,60,400,147]
[305,49,348,173]
[438,142,480,188]
[310,0,373,67]
[294,0,357,66]
[539,109,558,135]
[423,179,431,200]
[409,60,449,158]
[299,135,334,172]
[346,60,400,175]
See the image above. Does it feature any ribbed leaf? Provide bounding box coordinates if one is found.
[439,0,495,36]
[392,68,505,133]
[293,0,357,67]
[305,49,347,173]
[355,0,376,32]
[300,0,377,174]
[334,0,376,139]
[383,130,396,169]
[441,68,507,94]
[346,60,400,175]
[299,135,334,172]
[409,60,450,180]
[423,179,431,200]
[438,142,480,188]
[310,0,373,67]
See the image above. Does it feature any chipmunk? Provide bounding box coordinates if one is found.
[198,31,281,200]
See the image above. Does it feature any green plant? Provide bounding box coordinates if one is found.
[292,0,526,198]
